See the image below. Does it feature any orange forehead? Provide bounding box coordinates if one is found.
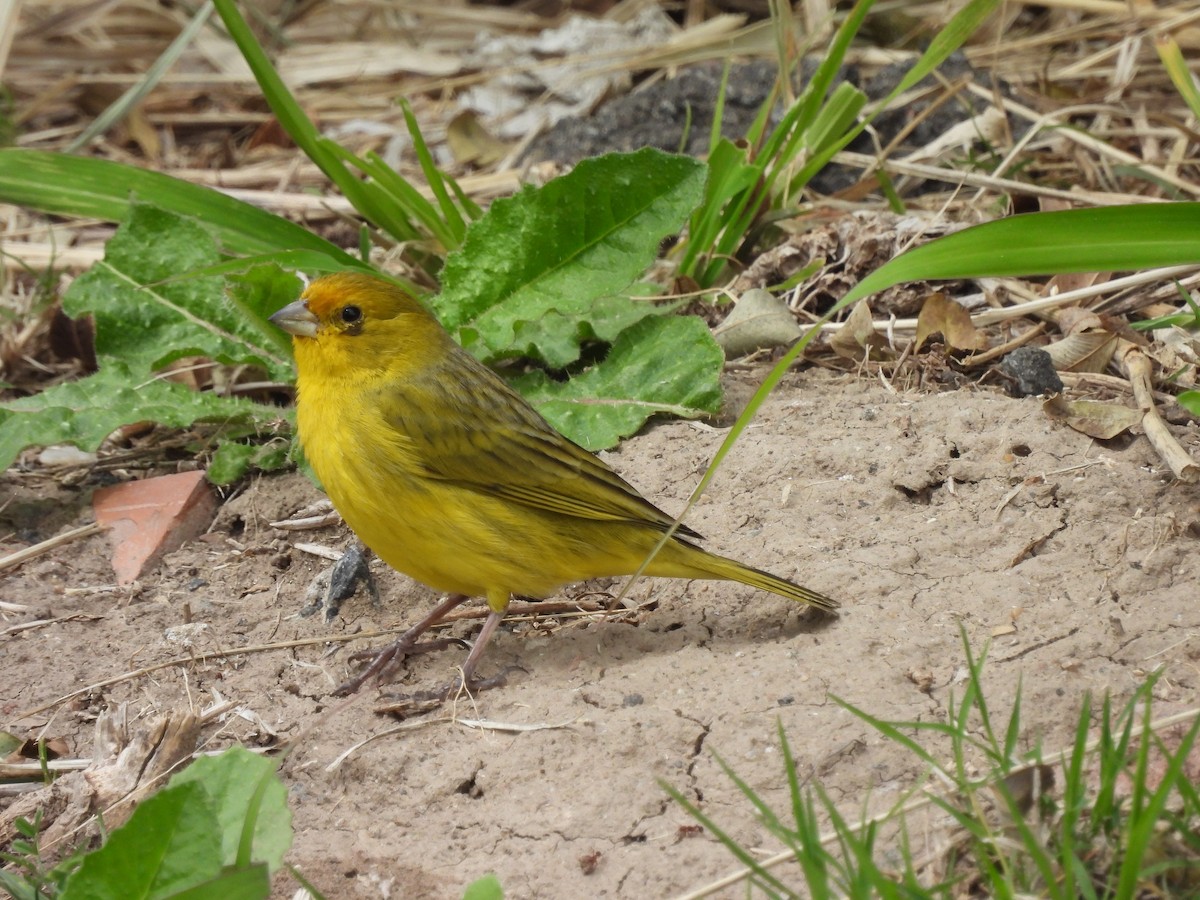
[300,272,422,323]
[300,272,368,318]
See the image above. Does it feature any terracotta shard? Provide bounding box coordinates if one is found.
[93,470,217,585]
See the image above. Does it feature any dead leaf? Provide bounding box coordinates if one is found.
[914,292,986,352]
[1056,307,1103,335]
[713,289,803,357]
[446,111,510,168]
[1046,269,1110,297]
[830,300,892,361]
[1043,395,1142,439]
[994,763,1056,819]
[1043,331,1118,373]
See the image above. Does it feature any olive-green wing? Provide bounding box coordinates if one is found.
[374,347,702,540]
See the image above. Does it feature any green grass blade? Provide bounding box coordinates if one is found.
[1156,35,1200,121]
[0,149,359,263]
[401,99,469,246]
[660,781,796,896]
[1116,709,1200,895]
[787,0,1001,194]
[839,203,1200,311]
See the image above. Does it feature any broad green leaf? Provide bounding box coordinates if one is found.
[169,747,291,873]
[433,149,706,366]
[492,293,680,370]
[60,781,221,900]
[0,363,274,472]
[163,865,270,900]
[207,441,258,485]
[63,204,292,379]
[512,316,723,450]
[0,148,360,265]
[224,264,305,360]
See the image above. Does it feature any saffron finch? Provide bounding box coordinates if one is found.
[270,272,838,697]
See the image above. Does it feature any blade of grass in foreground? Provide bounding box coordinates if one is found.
[0,148,363,266]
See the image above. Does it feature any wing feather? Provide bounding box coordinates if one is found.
[373,345,702,540]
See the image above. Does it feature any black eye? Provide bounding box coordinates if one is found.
[340,305,362,325]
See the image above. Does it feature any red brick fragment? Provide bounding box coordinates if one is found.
[93,470,217,585]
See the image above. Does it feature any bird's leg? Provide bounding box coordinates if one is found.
[456,608,505,687]
[333,592,469,696]
[375,607,512,713]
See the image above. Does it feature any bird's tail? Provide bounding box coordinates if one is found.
[652,544,840,612]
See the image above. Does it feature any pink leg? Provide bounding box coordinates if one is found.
[457,609,505,686]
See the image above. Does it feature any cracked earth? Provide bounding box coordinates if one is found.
[4,368,1199,897]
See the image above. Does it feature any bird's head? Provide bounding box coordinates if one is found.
[270,272,447,378]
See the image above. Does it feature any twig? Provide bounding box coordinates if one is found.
[1117,339,1199,482]
[0,522,106,573]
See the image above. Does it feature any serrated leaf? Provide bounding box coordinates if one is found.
[60,780,222,900]
[0,363,274,472]
[493,294,678,369]
[63,204,292,379]
[433,149,706,366]
[207,442,258,485]
[512,316,723,451]
[168,746,291,873]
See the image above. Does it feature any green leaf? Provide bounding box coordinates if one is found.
[499,294,680,370]
[0,148,360,265]
[433,149,706,366]
[63,204,292,379]
[512,316,723,451]
[1179,390,1200,416]
[0,363,272,472]
[168,747,291,874]
[60,781,222,900]
[463,874,504,900]
[207,442,257,485]
[223,264,304,360]
[162,865,270,900]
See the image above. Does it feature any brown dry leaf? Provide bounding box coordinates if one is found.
[1144,326,1200,388]
[1043,331,1118,373]
[446,111,511,168]
[713,288,803,357]
[830,299,891,361]
[1056,307,1104,335]
[994,763,1056,819]
[914,292,986,353]
[1046,269,1110,297]
[1043,395,1142,439]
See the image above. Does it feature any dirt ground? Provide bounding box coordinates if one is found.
[3,368,1199,898]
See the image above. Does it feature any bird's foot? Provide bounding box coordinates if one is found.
[373,669,511,717]
[332,636,467,697]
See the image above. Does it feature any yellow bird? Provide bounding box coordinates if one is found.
[270,272,838,697]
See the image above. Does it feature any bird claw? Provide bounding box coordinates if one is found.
[373,669,510,717]
[333,636,470,696]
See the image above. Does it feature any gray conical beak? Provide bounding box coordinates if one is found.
[269,299,319,338]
